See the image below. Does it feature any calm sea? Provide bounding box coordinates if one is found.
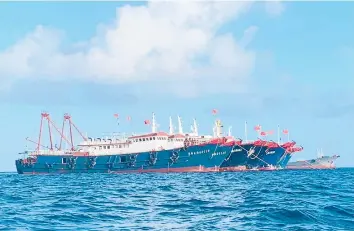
[1,168,353,230]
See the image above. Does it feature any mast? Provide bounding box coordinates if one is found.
[244,121,248,142]
[177,115,183,134]
[193,118,198,136]
[152,112,157,133]
[228,126,232,136]
[169,116,174,135]
[277,124,280,144]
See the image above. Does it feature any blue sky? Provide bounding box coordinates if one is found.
[0,1,353,171]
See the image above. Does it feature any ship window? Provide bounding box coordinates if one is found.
[119,145,122,148]
[143,138,146,141]
[139,138,142,142]
[153,137,156,140]
[107,146,110,149]
[150,137,152,141]
[99,146,102,150]
[103,146,106,149]
[62,158,67,164]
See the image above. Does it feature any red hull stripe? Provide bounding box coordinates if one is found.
[219,166,248,172]
[21,166,221,174]
[110,166,220,173]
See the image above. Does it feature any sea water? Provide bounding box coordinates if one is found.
[0,168,353,230]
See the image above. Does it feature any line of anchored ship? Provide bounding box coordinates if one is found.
[16,112,306,174]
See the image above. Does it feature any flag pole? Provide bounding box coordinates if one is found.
[277,124,280,144]
[244,121,248,142]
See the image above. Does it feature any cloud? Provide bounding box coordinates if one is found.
[0,1,282,97]
[265,1,285,16]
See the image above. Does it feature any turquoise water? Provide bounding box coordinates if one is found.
[1,169,353,230]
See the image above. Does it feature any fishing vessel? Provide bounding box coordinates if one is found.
[276,142,303,169]
[15,112,234,174]
[219,125,303,171]
[285,149,340,170]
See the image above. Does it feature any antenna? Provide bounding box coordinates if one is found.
[193,118,198,136]
[152,112,157,133]
[228,126,232,136]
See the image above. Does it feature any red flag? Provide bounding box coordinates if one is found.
[254,125,261,131]
[127,116,131,121]
[144,120,150,125]
[283,129,289,134]
[113,113,119,118]
[260,131,267,136]
[212,109,218,115]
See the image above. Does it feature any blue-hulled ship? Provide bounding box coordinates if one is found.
[276,141,299,168]
[219,140,284,171]
[15,113,234,174]
[219,128,303,171]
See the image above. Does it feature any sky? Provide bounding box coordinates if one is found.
[0,1,353,171]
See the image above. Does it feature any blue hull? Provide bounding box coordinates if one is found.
[220,143,253,170]
[15,144,232,174]
[257,147,286,168]
[220,144,287,170]
[220,144,269,170]
[277,152,293,168]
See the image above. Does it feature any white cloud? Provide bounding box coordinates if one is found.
[0,1,281,96]
[265,1,285,16]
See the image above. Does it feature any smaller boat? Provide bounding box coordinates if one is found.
[286,148,340,170]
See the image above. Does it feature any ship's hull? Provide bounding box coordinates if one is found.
[277,152,293,169]
[257,147,285,169]
[285,155,339,170]
[219,144,285,171]
[15,143,232,174]
[219,143,254,171]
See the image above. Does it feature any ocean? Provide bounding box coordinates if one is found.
[1,168,353,230]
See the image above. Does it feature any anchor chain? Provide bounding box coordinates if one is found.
[169,150,179,165]
[149,150,157,166]
[106,156,114,170]
[128,154,137,167]
[45,162,53,169]
[87,156,97,169]
[68,157,77,169]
